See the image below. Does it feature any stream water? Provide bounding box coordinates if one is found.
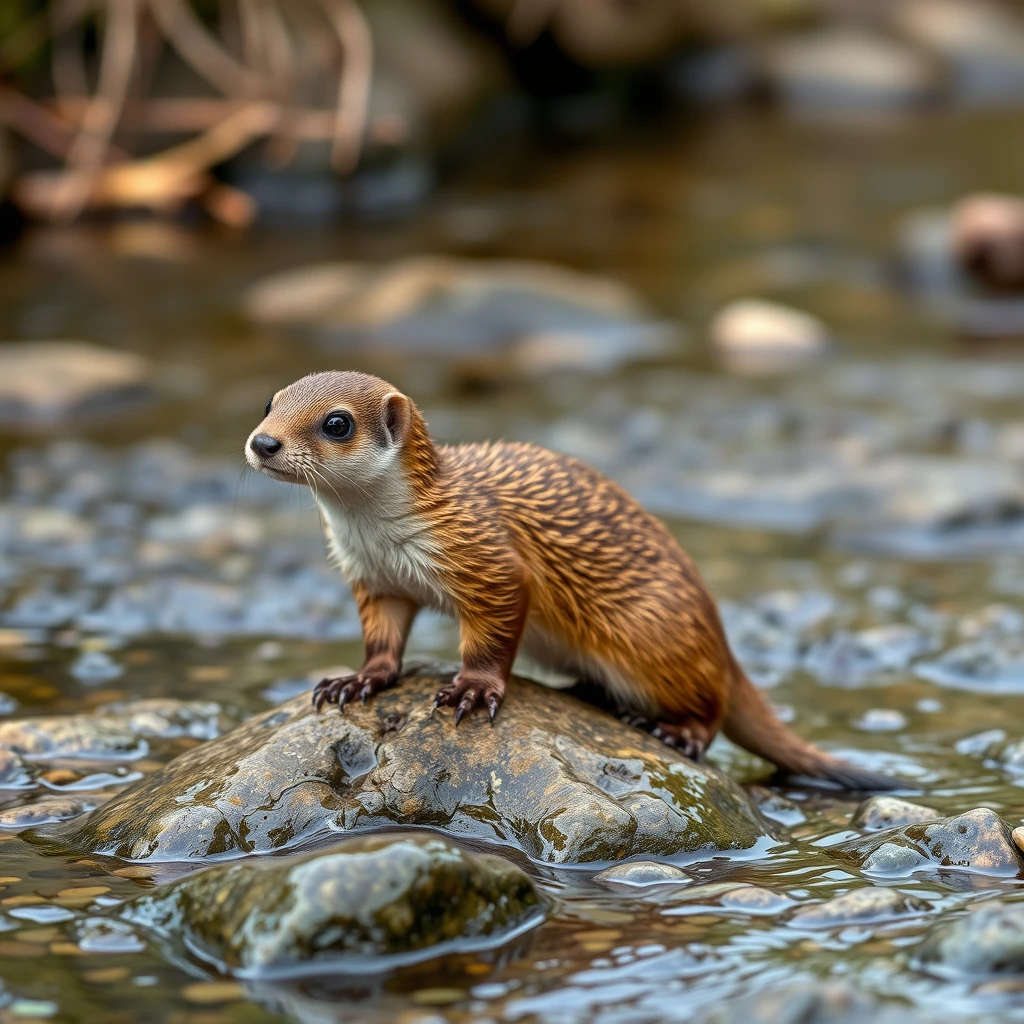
[0,107,1022,1021]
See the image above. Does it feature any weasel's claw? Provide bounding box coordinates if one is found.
[454,690,478,726]
[313,670,395,714]
[433,675,505,725]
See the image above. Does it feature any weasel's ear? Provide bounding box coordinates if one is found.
[382,392,411,446]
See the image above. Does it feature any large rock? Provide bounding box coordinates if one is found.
[917,901,1024,976]
[828,808,1024,877]
[243,256,672,372]
[117,832,545,976]
[31,668,775,865]
[0,342,152,427]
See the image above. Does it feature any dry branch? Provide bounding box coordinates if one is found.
[0,0,375,224]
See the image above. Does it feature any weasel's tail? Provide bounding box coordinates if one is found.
[723,667,901,791]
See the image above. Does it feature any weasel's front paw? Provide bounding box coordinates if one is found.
[313,666,397,712]
[433,672,505,725]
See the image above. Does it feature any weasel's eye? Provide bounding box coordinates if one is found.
[322,412,355,440]
[265,400,272,416]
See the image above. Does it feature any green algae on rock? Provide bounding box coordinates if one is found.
[116,832,546,977]
[30,668,775,865]
[828,808,1024,877]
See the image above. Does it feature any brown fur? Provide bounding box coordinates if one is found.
[248,371,898,790]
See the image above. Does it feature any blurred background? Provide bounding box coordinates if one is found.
[2,0,1024,1020]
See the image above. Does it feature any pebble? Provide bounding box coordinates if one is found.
[410,989,465,1007]
[852,796,940,831]
[180,982,245,1005]
[8,999,58,1019]
[56,886,110,899]
[852,709,907,733]
[593,861,692,889]
[82,967,130,984]
[708,299,828,373]
[1012,826,1024,853]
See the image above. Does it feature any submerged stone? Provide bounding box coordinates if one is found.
[696,982,922,1024]
[592,860,692,890]
[31,669,774,865]
[851,796,940,831]
[829,808,1024,877]
[118,833,545,977]
[0,700,222,762]
[789,886,929,929]
[242,256,662,372]
[0,797,96,828]
[917,901,1024,976]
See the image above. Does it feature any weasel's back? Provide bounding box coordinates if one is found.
[439,441,725,660]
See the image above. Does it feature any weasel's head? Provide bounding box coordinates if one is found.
[246,371,419,502]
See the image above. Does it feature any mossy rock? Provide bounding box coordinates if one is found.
[31,668,774,865]
[116,832,545,977]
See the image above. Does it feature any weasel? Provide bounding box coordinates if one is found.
[246,370,897,790]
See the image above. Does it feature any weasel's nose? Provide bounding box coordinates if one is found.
[250,434,282,458]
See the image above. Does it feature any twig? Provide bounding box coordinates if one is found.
[254,0,300,166]
[147,0,263,97]
[0,84,101,160]
[16,104,269,222]
[51,95,339,137]
[318,0,372,173]
[52,0,139,221]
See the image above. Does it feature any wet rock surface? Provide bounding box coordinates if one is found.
[34,669,774,865]
[117,832,545,977]
[829,808,1024,878]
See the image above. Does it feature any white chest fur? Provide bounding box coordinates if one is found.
[318,494,449,611]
